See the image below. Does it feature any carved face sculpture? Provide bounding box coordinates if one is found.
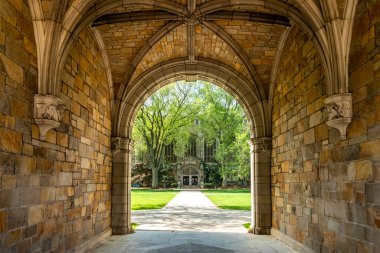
[326,103,343,120]
[42,104,58,120]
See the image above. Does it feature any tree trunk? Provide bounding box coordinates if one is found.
[152,167,159,188]
[222,177,228,189]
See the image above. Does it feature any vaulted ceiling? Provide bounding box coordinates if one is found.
[29,0,357,137]
[90,0,290,98]
[31,0,356,100]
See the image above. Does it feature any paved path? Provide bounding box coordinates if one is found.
[88,191,297,253]
[132,191,250,233]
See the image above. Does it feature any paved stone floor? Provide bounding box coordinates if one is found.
[87,191,297,253]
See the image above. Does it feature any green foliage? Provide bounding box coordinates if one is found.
[229,130,251,184]
[131,223,139,230]
[131,163,152,187]
[202,182,214,188]
[132,80,251,188]
[197,82,251,187]
[203,163,222,186]
[133,82,200,188]
[158,161,177,188]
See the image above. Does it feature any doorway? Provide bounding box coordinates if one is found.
[183,176,189,185]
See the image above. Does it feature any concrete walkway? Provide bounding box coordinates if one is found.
[87,191,297,253]
[132,191,251,233]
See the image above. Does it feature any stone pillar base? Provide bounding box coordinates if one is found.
[248,227,271,235]
[112,226,134,235]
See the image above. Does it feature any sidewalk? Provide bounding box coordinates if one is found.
[165,191,217,209]
[87,191,297,253]
[132,190,250,233]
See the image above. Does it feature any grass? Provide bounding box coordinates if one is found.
[131,222,139,230]
[131,189,180,210]
[243,223,251,229]
[202,189,251,210]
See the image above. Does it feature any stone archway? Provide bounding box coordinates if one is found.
[112,58,273,235]
[114,58,269,138]
[27,0,358,144]
[22,0,361,249]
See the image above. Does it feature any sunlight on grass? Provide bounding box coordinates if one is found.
[131,189,180,210]
[131,222,139,230]
[202,189,251,210]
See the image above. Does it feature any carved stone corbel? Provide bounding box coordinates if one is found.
[324,93,352,140]
[249,137,272,153]
[111,137,131,154]
[34,94,65,140]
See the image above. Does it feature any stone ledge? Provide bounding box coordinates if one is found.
[74,228,112,253]
[271,228,317,253]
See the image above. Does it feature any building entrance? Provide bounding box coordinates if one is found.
[191,176,198,185]
[183,176,189,185]
[179,164,202,188]
[182,175,198,186]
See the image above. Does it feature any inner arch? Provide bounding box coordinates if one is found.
[115,58,269,139]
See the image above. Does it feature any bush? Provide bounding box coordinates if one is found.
[203,183,214,188]
[171,182,178,188]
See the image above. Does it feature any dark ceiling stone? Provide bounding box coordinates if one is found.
[92,10,290,27]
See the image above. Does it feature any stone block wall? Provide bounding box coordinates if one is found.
[213,20,285,93]
[0,1,112,252]
[271,1,380,251]
[271,24,326,251]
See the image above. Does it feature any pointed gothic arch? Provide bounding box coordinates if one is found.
[111,57,273,234]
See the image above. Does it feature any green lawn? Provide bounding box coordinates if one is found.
[202,189,251,210]
[131,189,180,210]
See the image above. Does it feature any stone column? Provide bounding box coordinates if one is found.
[249,137,272,235]
[111,137,133,234]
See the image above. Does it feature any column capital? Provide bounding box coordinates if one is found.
[324,93,352,140]
[249,137,272,152]
[111,137,132,152]
[34,94,65,140]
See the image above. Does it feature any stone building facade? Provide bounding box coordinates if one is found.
[0,0,379,252]
[175,157,205,188]
[133,138,216,188]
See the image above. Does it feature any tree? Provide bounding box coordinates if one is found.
[230,130,251,186]
[132,82,198,188]
[132,81,250,189]
[197,83,250,188]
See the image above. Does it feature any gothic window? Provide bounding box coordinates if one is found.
[164,143,176,162]
[182,167,198,175]
[204,141,216,163]
[186,138,197,157]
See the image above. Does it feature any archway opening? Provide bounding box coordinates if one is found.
[131,80,252,189]
[111,59,272,236]
[130,80,253,232]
